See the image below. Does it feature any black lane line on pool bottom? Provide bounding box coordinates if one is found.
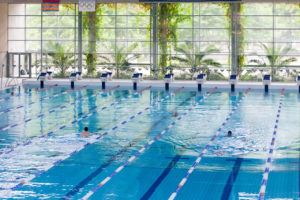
[63,142,136,199]
[140,155,182,200]
[221,158,243,200]
[62,93,194,199]
[62,117,164,200]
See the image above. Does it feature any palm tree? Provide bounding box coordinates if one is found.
[172,42,221,79]
[82,5,105,76]
[100,43,140,78]
[219,2,245,75]
[47,42,75,77]
[62,4,104,76]
[249,43,297,77]
[157,3,189,78]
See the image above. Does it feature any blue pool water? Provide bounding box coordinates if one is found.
[0,86,299,200]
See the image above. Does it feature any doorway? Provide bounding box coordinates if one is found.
[7,53,32,78]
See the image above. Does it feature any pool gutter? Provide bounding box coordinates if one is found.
[22,78,298,91]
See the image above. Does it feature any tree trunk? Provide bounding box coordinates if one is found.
[87,12,97,76]
[158,4,169,77]
[117,67,120,78]
[230,3,244,76]
[236,3,244,76]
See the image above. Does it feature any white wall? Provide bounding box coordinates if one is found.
[0,3,8,78]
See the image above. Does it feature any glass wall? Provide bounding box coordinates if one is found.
[82,4,151,78]
[8,4,77,77]
[242,3,300,81]
[7,2,300,81]
[156,3,230,80]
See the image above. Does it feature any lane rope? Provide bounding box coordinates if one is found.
[0,86,119,131]
[258,89,285,200]
[0,85,88,115]
[62,98,182,199]
[168,88,251,200]
[0,86,121,155]
[80,87,218,200]
[7,87,182,190]
[0,84,59,103]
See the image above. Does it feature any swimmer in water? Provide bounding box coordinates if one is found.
[10,91,14,96]
[81,127,90,137]
[172,111,178,117]
[227,131,232,137]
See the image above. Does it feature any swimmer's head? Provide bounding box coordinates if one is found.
[227,131,232,137]
[84,127,89,132]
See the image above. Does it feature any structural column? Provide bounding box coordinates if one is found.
[78,11,83,72]
[151,3,158,80]
[0,3,8,79]
[230,2,240,75]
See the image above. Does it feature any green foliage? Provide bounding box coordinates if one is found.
[240,72,258,81]
[82,5,104,76]
[47,42,75,77]
[85,53,97,76]
[172,42,221,79]
[82,6,103,41]
[99,43,140,78]
[220,3,245,73]
[157,3,189,77]
[249,43,297,76]
[207,72,227,81]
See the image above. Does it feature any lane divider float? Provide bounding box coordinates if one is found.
[0,85,88,115]
[0,86,120,131]
[168,88,251,200]
[62,98,183,199]
[80,87,217,200]
[0,86,121,155]
[258,89,285,200]
[0,84,59,103]
[7,87,182,190]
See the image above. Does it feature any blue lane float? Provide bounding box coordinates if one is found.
[0,86,121,155]
[5,87,182,191]
[168,88,251,200]
[80,87,217,200]
[0,85,88,116]
[258,89,285,200]
[0,84,58,103]
[63,99,176,199]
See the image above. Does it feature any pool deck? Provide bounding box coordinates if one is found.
[23,78,299,91]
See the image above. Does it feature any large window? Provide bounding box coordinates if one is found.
[155,3,230,80]
[8,4,77,77]
[242,3,300,81]
[82,4,151,78]
[7,2,300,81]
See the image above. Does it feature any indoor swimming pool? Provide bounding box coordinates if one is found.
[0,86,299,200]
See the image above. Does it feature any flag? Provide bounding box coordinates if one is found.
[42,0,60,12]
